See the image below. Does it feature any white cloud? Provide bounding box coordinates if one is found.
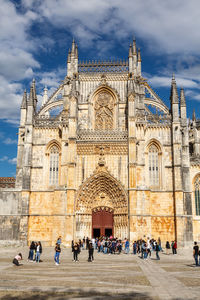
[1,0,200,125]
[0,156,9,162]
[149,76,199,89]
[0,155,17,164]
[0,0,41,124]
[25,0,200,55]
[3,138,17,145]
[8,157,17,165]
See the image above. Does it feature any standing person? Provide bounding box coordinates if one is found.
[171,241,175,254]
[88,241,94,262]
[193,241,199,266]
[35,241,42,263]
[147,238,151,258]
[173,241,177,254]
[73,242,79,262]
[28,241,35,262]
[83,236,86,250]
[133,241,137,255]
[143,243,148,259]
[86,237,89,250]
[158,237,162,251]
[166,241,170,255]
[13,253,22,266]
[54,243,61,265]
[155,242,160,260]
[97,239,101,252]
[125,239,130,254]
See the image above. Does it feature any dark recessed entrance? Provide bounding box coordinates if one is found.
[93,228,100,238]
[92,207,113,238]
[105,228,112,237]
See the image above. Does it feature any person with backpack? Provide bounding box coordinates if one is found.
[54,243,61,265]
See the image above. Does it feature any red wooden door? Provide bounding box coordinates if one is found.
[92,207,113,237]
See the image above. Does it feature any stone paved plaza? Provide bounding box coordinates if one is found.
[0,246,200,299]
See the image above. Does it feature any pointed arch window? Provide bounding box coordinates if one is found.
[49,145,59,186]
[149,144,159,187]
[194,177,200,215]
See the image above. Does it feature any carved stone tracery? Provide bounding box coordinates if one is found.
[95,92,114,130]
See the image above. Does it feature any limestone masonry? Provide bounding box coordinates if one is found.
[1,39,200,246]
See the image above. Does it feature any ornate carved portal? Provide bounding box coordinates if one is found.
[75,165,128,239]
[94,92,114,130]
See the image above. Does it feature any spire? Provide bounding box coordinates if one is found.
[193,109,196,122]
[170,74,179,104]
[75,44,78,58]
[137,48,141,62]
[129,44,133,57]
[32,78,37,105]
[21,90,27,109]
[67,49,71,63]
[180,88,186,106]
[71,38,75,54]
[28,85,34,106]
[42,86,48,106]
[133,39,137,55]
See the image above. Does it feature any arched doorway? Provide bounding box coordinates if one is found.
[92,207,113,238]
[75,165,128,239]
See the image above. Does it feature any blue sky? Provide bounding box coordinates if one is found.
[1,0,200,177]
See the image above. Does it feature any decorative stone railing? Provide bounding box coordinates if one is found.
[77,129,128,142]
[78,60,128,73]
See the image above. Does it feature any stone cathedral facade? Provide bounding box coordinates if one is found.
[1,40,200,247]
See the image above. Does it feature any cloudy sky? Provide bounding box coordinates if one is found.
[1,0,200,177]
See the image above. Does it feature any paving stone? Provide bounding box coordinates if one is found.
[0,246,199,299]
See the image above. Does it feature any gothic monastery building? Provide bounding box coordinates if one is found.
[1,40,200,246]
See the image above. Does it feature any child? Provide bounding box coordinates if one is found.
[13,253,22,266]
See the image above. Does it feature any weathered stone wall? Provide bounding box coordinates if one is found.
[0,190,28,243]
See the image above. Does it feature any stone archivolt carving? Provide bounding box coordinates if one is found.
[76,165,128,216]
[92,206,113,213]
[77,143,128,155]
[95,92,114,130]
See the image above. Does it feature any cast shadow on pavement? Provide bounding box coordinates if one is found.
[0,289,156,300]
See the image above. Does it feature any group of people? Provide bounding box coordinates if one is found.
[71,240,94,262]
[28,241,43,263]
[12,235,181,267]
[13,240,42,266]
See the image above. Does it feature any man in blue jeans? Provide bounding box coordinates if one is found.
[54,243,61,265]
[193,241,199,266]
